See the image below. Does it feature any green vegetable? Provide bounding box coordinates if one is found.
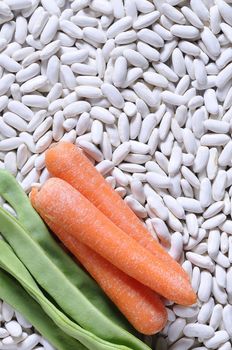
[0,239,150,350]
[0,268,87,350]
[0,170,150,350]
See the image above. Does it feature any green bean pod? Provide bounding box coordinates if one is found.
[0,268,87,350]
[0,172,150,350]
[0,239,149,350]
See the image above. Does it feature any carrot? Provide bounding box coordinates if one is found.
[31,178,196,306]
[45,142,188,281]
[39,218,167,335]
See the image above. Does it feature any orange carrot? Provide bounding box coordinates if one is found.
[39,218,167,335]
[31,178,196,306]
[45,142,188,281]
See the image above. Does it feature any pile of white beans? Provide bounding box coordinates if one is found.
[2,0,232,349]
[0,299,54,350]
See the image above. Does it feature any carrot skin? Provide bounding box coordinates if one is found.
[40,221,167,335]
[31,178,196,306]
[45,142,188,281]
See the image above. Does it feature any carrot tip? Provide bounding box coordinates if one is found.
[29,187,39,206]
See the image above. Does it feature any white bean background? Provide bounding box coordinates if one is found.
[1,0,232,349]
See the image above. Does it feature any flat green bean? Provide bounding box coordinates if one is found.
[0,169,128,330]
[0,169,129,330]
[0,268,87,350]
[0,197,150,350]
[0,240,150,350]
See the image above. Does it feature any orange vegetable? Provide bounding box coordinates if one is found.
[38,218,167,335]
[31,178,196,306]
[45,142,188,281]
